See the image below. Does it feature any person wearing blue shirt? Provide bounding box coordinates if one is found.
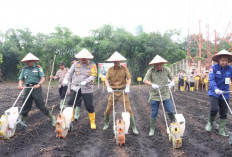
[205,49,232,136]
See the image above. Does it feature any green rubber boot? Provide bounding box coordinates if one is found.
[48,112,56,127]
[60,99,65,109]
[205,115,216,132]
[74,106,81,120]
[103,113,109,130]
[130,117,139,135]
[168,113,176,123]
[21,115,27,123]
[219,119,229,137]
[149,118,156,136]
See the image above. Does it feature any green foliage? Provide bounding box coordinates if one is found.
[0,25,189,81]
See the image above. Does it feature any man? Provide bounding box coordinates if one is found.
[189,70,195,91]
[205,49,232,136]
[18,53,56,126]
[68,57,82,120]
[50,62,69,109]
[143,55,175,136]
[63,49,97,129]
[103,51,139,135]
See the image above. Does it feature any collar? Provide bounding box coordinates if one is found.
[153,67,164,72]
[217,63,229,70]
[114,65,122,70]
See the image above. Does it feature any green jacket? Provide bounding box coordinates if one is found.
[143,66,173,102]
[19,65,45,85]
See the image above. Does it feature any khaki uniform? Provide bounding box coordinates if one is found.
[105,65,133,116]
[143,66,173,102]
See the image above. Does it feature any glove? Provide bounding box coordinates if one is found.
[125,86,130,93]
[63,78,69,85]
[152,84,159,89]
[168,81,175,88]
[215,89,223,95]
[80,81,87,86]
[107,86,113,93]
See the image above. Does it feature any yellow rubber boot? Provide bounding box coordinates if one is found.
[88,112,96,129]
[180,86,184,91]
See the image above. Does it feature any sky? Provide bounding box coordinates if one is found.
[0,0,231,40]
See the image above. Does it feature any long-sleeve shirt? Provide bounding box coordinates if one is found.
[54,68,69,88]
[143,66,173,102]
[64,61,97,93]
[208,64,232,99]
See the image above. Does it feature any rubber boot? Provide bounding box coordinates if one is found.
[168,113,176,123]
[130,117,139,135]
[60,99,65,109]
[219,119,229,137]
[21,115,27,123]
[74,106,81,120]
[103,113,109,130]
[48,112,56,127]
[205,115,216,132]
[149,118,156,136]
[88,112,96,129]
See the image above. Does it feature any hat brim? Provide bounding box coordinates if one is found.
[149,61,168,65]
[212,54,232,63]
[21,59,40,63]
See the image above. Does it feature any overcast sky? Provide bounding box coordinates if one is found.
[0,0,231,40]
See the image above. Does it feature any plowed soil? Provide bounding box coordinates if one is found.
[0,83,232,157]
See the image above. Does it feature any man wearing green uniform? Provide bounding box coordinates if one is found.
[18,53,56,126]
[143,55,175,136]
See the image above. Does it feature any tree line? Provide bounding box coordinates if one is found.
[3,24,226,82]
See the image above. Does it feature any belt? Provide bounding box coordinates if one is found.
[26,83,38,87]
[112,88,125,90]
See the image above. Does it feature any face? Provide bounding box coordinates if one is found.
[27,61,34,67]
[154,63,163,71]
[219,56,229,68]
[80,58,88,64]
[60,65,65,70]
[114,61,120,67]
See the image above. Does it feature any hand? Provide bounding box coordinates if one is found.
[152,84,159,89]
[168,81,175,88]
[67,92,71,96]
[215,89,223,95]
[107,86,113,93]
[80,81,87,86]
[125,86,130,93]
[50,75,54,79]
[63,79,69,85]
[17,86,23,90]
[34,84,40,89]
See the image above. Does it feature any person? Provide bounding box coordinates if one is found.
[180,71,186,91]
[50,62,69,109]
[102,51,139,135]
[203,70,209,91]
[18,53,56,126]
[189,70,195,91]
[68,57,82,120]
[63,49,97,129]
[143,55,176,136]
[205,49,232,136]
[177,70,182,90]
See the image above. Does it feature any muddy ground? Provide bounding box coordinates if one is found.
[0,83,232,157]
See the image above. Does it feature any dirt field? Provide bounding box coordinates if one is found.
[0,83,232,157]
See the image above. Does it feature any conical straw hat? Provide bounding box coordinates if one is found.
[75,48,94,59]
[106,51,127,62]
[149,55,168,65]
[212,49,232,62]
[21,53,40,63]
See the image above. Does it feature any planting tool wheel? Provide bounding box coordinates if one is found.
[116,119,125,146]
